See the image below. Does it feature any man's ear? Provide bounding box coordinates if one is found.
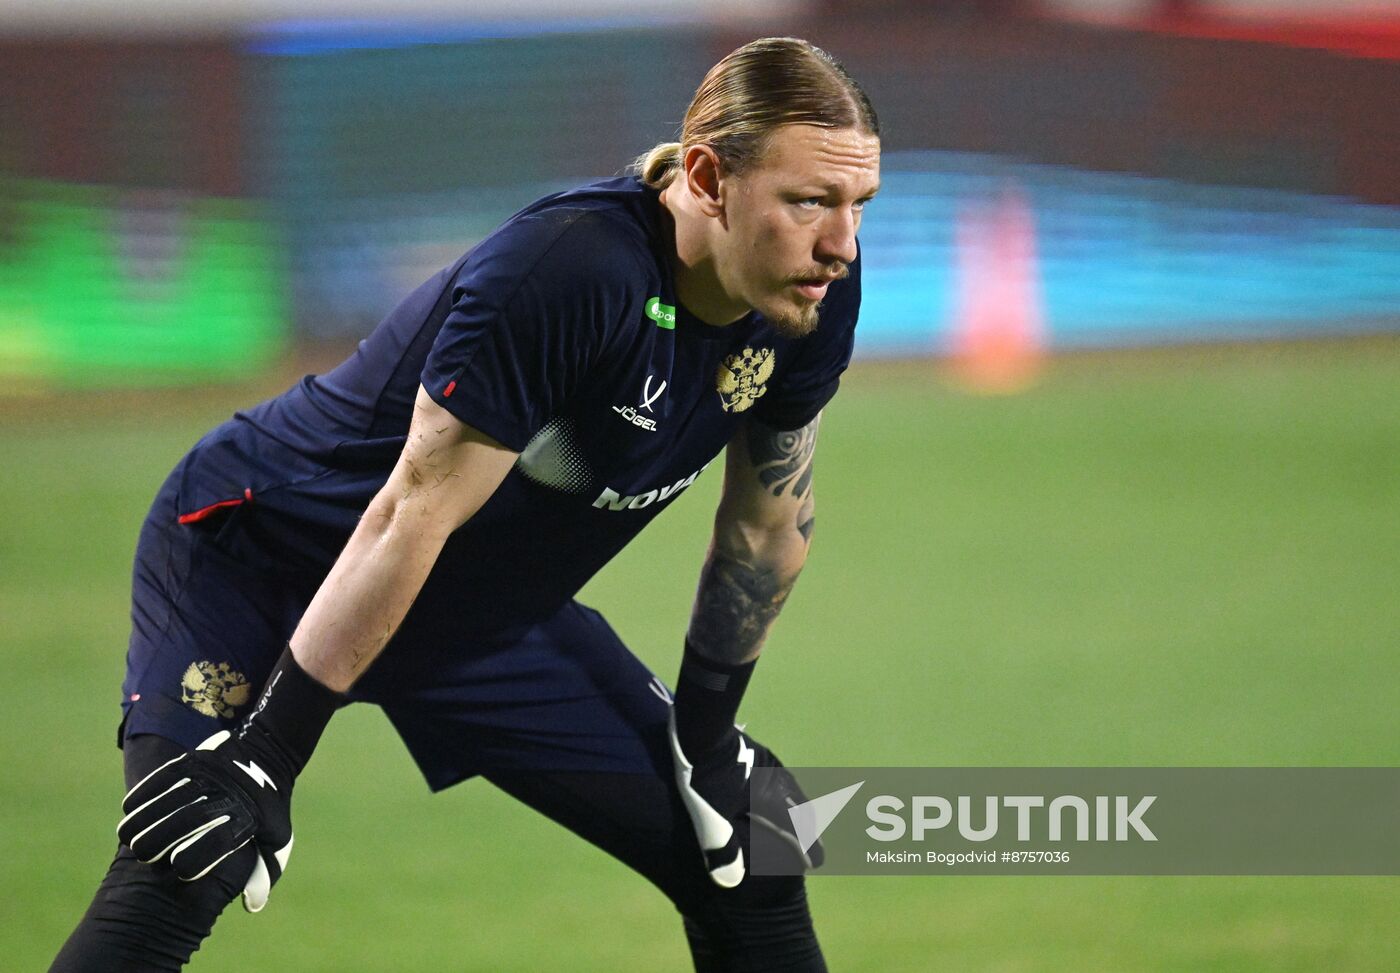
[681,145,726,218]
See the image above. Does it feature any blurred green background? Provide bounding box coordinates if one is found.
[5,339,1398,971]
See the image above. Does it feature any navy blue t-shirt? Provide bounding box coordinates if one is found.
[175,176,860,635]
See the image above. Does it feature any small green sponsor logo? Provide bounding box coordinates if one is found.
[645,296,677,330]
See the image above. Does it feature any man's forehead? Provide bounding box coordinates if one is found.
[752,124,880,189]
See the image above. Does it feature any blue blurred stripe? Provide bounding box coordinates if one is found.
[855,151,1400,354]
[245,15,703,56]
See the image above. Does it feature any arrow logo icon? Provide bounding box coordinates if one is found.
[787,780,865,854]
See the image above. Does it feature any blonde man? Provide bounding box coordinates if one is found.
[54,36,880,972]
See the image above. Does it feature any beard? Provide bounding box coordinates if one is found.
[765,299,822,339]
[765,262,849,338]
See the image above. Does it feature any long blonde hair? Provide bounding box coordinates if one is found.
[633,37,879,189]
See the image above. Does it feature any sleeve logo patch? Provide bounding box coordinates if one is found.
[645,297,677,330]
[180,661,252,719]
[715,347,776,413]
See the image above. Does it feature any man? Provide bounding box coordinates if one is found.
[52,36,880,972]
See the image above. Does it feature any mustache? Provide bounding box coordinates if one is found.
[786,263,851,285]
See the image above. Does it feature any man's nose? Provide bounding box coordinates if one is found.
[816,207,859,266]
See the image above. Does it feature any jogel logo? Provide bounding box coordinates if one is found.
[180,661,252,719]
[716,347,776,413]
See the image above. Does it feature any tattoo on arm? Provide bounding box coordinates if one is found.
[747,415,820,499]
[689,551,792,665]
[688,415,822,663]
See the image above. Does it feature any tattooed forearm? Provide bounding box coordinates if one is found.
[688,549,796,665]
[688,414,821,663]
[747,414,820,499]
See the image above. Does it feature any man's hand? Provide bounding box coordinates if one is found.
[118,728,294,913]
[668,710,822,888]
[117,644,341,913]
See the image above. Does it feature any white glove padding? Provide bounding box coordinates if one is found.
[668,709,752,887]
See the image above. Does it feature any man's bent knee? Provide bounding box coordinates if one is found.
[49,841,253,971]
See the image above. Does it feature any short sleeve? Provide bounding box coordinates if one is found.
[750,247,862,430]
[420,213,626,452]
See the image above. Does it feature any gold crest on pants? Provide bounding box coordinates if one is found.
[180,661,252,719]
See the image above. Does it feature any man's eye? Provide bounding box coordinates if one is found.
[795,197,823,209]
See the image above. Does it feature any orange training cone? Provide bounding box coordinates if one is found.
[947,183,1046,393]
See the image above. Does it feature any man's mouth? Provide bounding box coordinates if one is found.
[789,264,840,302]
[789,266,847,302]
[792,279,830,301]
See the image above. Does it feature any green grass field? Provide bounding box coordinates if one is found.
[4,340,1398,971]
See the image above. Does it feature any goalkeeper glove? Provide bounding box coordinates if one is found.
[117,645,340,912]
[668,710,823,888]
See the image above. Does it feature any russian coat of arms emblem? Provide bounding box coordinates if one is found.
[180,661,252,719]
[715,347,776,413]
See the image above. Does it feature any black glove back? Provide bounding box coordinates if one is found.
[669,711,825,888]
[116,644,340,913]
[117,727,294,912]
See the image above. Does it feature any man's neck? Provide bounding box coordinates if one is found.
[658,185,750,327]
